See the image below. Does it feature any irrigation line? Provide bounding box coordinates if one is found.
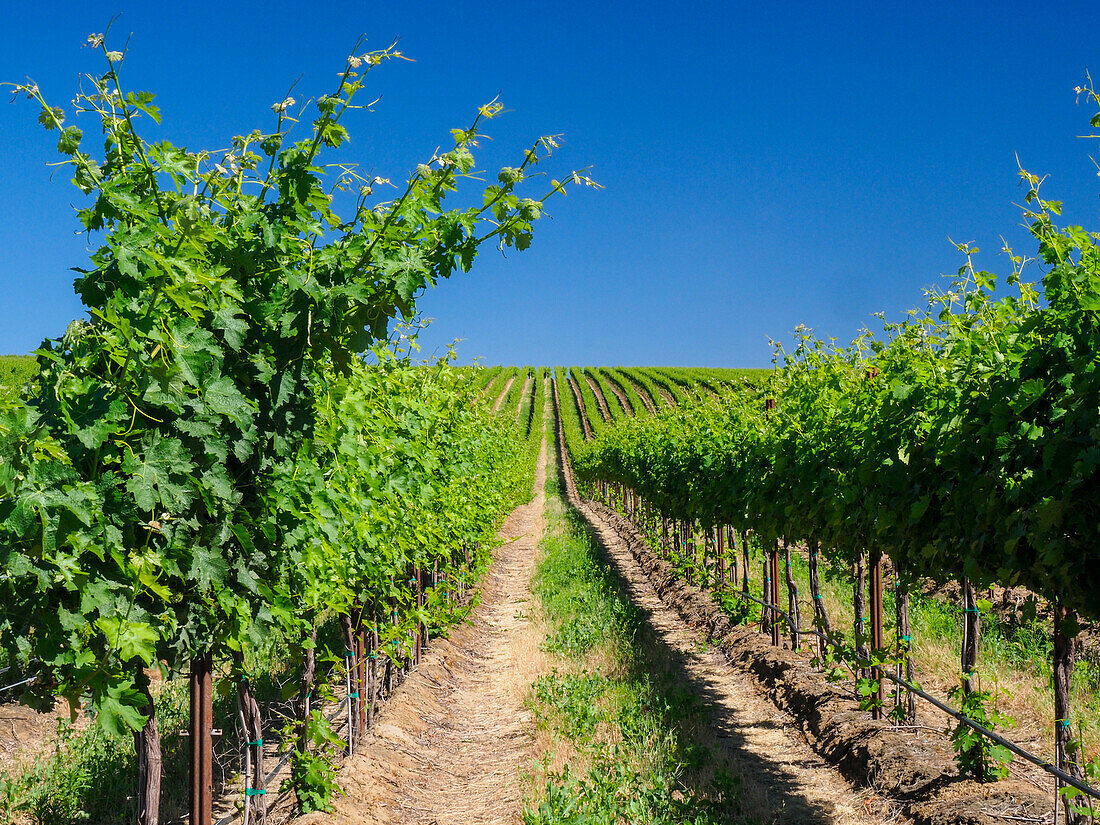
[877,668,1100,800]
[213,696,351,825]
[617,507,1100,804]
[212,637,406,824]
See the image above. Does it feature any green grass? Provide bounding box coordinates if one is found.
[524,466,746,825]
[0,355,37,403]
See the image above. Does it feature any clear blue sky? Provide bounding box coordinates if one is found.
[2,1,1099,367]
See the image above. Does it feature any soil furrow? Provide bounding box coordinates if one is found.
[616,369,658,413]
[642,369,677,406]
[583,373,612,422]
[564,373,593,438]
[516,374,533,424]
[600,369,639,416]
[491,374,516,413]
[552,422,898,825]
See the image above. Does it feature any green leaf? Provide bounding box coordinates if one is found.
[189,546,228,590]
[97,683,149,736]
[382,248,428,304]
[57,126,83,156]
[122,434,194,513]
[96,616,158,665]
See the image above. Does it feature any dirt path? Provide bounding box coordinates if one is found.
[299,395,896,825]
[615,369,657,413]
[300,434,549,825]
[0,698,84,778]
[582,373,612,422]
[555,437,896,825]
[563,373,593,438]
[492,374,516,413]
[600,370,637,416]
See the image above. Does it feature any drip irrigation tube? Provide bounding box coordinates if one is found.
[213,696,351,825]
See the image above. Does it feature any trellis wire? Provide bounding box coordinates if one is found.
[693,554,1100,803]
[0,674,38,694]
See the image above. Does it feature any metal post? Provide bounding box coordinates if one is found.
[189,654,213,825]
[869,550,884,719]
[769,542,781,647]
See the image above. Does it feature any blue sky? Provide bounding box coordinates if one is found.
[1,1,1099,367]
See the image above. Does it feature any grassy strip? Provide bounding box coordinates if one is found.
[523,464,745,824]
[0,355,37,404]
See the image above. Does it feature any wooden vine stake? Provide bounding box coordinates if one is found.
[134,670,161,825]
[415,565,425,665]
[960,577,979,695]
[356,607,368,735]
[296,626,318,764]
[807,536,832,664]
[1054,598,1084,825]
[740,530,751,597]
[233,653,265,824]
[853,550,868,682]
[727,526,739,590]
[957,577,983,775]
[341,613,358,754]
[367,610,379,729]
[894,565,915,724]
[783,538,800,650]
[716,526,726,589]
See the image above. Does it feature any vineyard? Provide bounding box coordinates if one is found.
[4,22,1100,825]
[9,357,1100,823]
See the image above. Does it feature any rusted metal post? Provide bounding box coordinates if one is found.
[189,654,213,825]
[716,526,726,588]
[868,550,885,719]
[357,620,368,734]
[769,541,781,647]
[761,556,771,637]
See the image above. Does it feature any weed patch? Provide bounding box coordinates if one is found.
[524,460,747,824]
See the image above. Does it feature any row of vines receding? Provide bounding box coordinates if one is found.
[0,29,589,824]
[572,81,1100,823]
